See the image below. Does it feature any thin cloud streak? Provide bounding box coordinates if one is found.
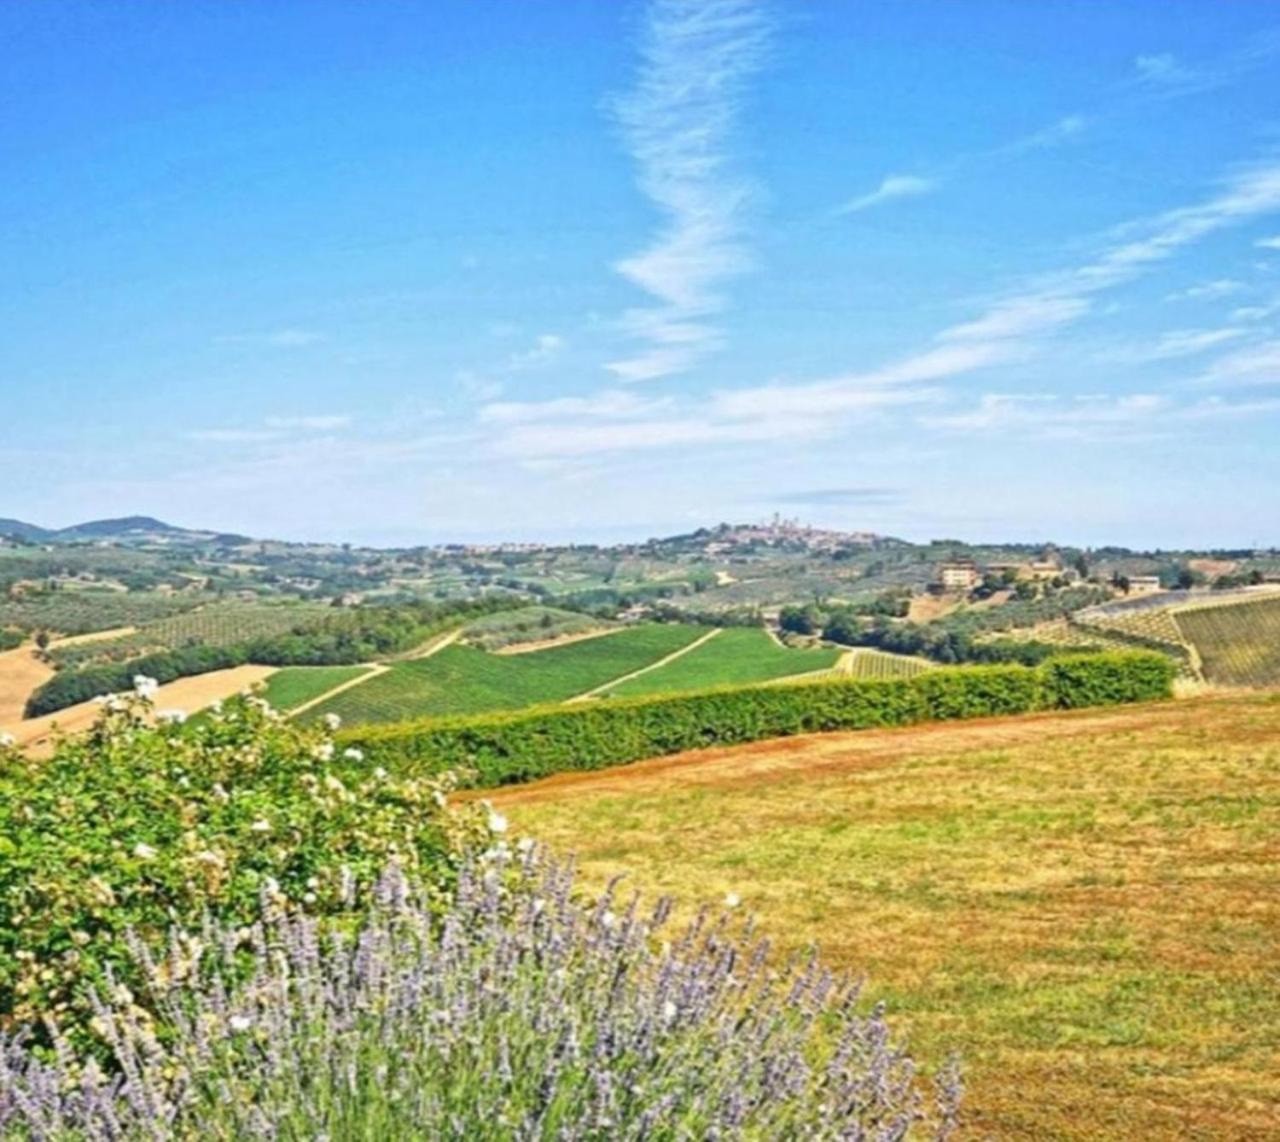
[836,174,934,215]
[606,0,772,382]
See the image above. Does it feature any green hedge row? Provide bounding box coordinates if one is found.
[339,651,1174,790]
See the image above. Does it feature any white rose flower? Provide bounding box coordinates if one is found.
[724,892,741,909]
[133,675,159,699]
[342,747,364,762]
[133,842,158,861]
[157,709,187,725]
[322,713,342,731]
[0,732,15,749]
[228,1015,253,1033]
[487,810,508,835]
[250,818,271,834]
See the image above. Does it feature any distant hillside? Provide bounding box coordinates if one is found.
[0,516,220,544]
[0,519,52,542]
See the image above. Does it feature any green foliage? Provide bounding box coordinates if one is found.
[606,628,838,697]
[340,652,1173,789]
[1039,651,1176,708]
[0,628,22,652]
[304,625,708,725]
[0,693,488,1033]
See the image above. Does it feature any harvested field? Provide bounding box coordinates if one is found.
[489,692,1280,1140]
[2,665,276,755]
[0,646,54,727]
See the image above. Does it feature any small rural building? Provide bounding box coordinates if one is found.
[1127,575,1162,595]
[937,560,980,592]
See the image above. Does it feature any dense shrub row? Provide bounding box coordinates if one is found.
[0,628,22,652]
[342,651,1175,788]
[24,596,520,717]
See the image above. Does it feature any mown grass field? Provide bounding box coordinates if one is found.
[304,623,707,725]
[1175,596,1280,687]
[258,665,372,711]
[488,692,1280,1140]
[605,628,838,697]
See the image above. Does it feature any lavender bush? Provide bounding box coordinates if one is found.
[1,851,960,1139]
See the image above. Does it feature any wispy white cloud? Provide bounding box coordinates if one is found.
[477,157,1280,462]
[264,415,350,431]
[1257,235,1280,250]
[836,174,935,216]
[1111,326,1248,363]
[1194,339,1280,387]
[1134,53,1193,86]
[1165,278,1245,302]
[507,333,566,370]
[606,0,772,382]
[216,328,326,348]
[1001,114,1089,155]
[187,415,350,444]
[185,428,283,444]
[922,390,1280,440]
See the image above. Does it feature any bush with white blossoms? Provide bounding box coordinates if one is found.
[0,687,491,1037]
[0,852,961,1138]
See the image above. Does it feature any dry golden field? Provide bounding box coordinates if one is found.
[489,692,1280,1140]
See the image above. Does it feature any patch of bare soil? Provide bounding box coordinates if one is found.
[5,665,276,756]
[0,646,54,726]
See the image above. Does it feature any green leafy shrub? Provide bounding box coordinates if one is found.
[341,652,1172,788]
[0,690,491,1034]
[1039,650,1176,708]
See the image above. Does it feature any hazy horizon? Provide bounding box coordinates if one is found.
[4,1,1280,548]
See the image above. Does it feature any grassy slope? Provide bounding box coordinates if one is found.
[305,624,707,724]
[488,691,1280,1140]
[1176,596,1280,686]
[259,665,372,712]
[606,628,839,697]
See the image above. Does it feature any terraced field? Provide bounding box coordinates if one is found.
[845,648,933,679]
[604,628,839,697]
[1175,596,1280,686]
[303,624,707,725]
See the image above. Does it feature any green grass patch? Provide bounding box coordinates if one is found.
[606,628,838,697]
[261,665,373,712]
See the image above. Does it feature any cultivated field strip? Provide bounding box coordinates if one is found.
[605,628,840,697]
[1173,595,1280,686]
[301,623,709,725]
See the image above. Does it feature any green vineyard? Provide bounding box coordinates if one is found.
[1174,597,1280,687]
[605,628,839,698]
[845,648,934,680]
[302,624,707,725]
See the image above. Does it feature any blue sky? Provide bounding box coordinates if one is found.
[3,1,1280,547]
